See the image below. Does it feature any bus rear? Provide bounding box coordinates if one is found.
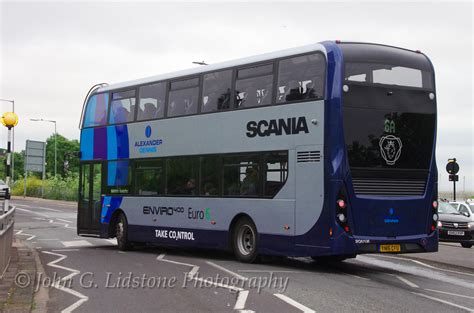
[335,42,438,254]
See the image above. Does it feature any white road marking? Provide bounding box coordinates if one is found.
[16,207,49,217]
[105,239,117,245]
[374,255,474,277]
[42,251,88,313]
[156,254,198,268]
[15,229,36,241]
[157,254,251,310]
[412,292,474,312]
[239,270,303,273]
[357,255,474,289]
[234,290,249,310]
[393,275,419,288]
[37,206,63,212]
[343,273,370,281]
[37,239,61,241]
[61,240,92,248]
[410,259,474,277]
[206,261,249,281]
[424,288,474,300]
[188,265,199,279]
[51,249,80,252]
[57,218,73,223]
[274,293,315,313]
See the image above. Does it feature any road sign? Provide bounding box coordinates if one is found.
[24,140,46,197]
[446,158,460,201]
[449,174,459,182]
[25,140,46,173]
[446,158,459,174]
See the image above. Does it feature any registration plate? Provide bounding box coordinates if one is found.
[380,244,401,253]
[447,230,465,236]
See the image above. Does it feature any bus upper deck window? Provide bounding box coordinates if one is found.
[202,70,232,113]
[109,89,136,124]
[235,64,273,109]
[138,82,166,121]
[277,53,325,103]
[168,78,199,117]
[83,93,109,128]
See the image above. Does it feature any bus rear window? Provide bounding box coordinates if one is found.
[83,93,109,127]
[345,62,433,89]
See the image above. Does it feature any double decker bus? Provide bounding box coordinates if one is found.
[77,41,438,263]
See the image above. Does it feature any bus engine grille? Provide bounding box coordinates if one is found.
[297,151,321,163]
[352,178,426,196]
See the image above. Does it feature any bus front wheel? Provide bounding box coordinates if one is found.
[116,213,131,251]
[232,217,259,263]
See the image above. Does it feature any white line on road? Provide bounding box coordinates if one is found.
[157,254,251,310]
[105,239,117,245]
[15,229,36,241]
[412,292,474,312]
[410,259,474,277]
[16,207,49,217]
[374,255,474,277]
[238,270,303,273]
[156,254,197,268]
[274,294,315,313]
[51,249,80,252]
[344,273,370,281]
[37,239,61,241]
[37,206,63,212]
[42,251,88,313]
[234,290,249,310]
[206,261,249,281]
[61,240,92,248]
[57,218,73,223]
[393,275,419,288]
[424,288,474,300]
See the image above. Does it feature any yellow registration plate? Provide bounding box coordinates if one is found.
[380,244,401,253]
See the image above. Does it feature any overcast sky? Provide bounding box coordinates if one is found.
[0,1,472,192]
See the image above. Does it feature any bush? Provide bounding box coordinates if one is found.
[12,174,79,201]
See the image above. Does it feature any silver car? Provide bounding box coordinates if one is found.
[0,180,9,198]
[450,201,474,221]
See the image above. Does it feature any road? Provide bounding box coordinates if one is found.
[11,197,474,313]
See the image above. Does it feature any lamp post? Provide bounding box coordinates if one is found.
[1,111,18,213]
[31,118,57,177]
[0,99,15,182]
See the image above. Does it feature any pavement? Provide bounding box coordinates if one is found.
[0,239,37,313]
[2,197,474,313]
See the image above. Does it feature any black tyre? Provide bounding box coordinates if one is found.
[116,213,131,251]
[461,243,472,248]
[232,217,259,263]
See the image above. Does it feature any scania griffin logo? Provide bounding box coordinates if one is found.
[379,135,402,165]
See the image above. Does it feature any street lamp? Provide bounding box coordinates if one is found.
[30,118,57,177]
[0,99,15,181]
[192,61,208,65]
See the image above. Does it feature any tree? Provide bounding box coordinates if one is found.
[45,134,80,177]
[0,151,25,181]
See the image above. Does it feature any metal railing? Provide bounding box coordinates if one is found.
[0,205,15,278]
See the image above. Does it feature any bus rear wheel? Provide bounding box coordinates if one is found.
[116,213,131,251]
[232,217,259,263]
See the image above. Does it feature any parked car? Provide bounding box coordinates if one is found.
[438,201,474,248]
[0,180,9,198]
[449,201,474,221]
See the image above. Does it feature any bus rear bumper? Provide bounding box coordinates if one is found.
[354,231,438,254]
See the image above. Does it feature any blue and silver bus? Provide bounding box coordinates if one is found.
[77,41,438,262]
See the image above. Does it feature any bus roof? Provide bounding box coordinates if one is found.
[97,43,326,93]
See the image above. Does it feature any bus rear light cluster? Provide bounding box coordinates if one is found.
[336,188,351,234]
[429,193,438,234]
